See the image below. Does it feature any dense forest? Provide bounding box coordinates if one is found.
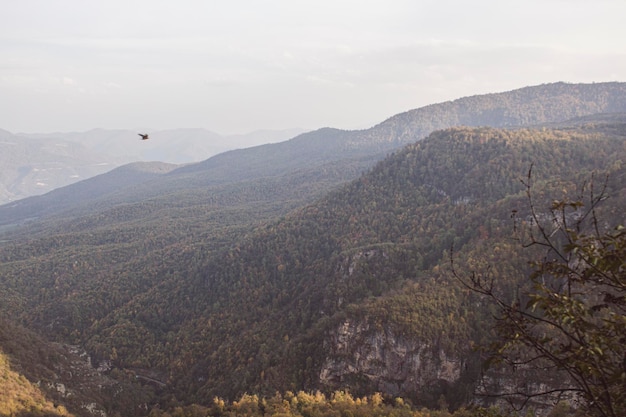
[0,317,154,417]
[1,84,625,417]
[2,122,625,415]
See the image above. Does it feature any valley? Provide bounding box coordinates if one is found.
[0,82,625,417]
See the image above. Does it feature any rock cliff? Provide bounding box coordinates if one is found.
[319,318,467,403]
[319,318,577,414]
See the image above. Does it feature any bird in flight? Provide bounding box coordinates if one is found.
[138,133,149,140]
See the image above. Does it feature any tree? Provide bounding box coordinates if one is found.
[452,167,626,417]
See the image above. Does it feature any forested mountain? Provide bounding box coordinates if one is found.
[1,113,625,415]
[0,317,151,417]
[0,128,124,206]
[18,127,308,166]
[0,162,178,229]
[1,83,626,416]
[3,82,626,230]
[0,128,306,205]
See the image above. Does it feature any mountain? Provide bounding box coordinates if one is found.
[0,316,152,417]
[2,118,626,412]
[0,162,179,231]
[0,128,124,206]
[177,81,626,177]
[19,127,308,164]
[88,119,623,407]
[4,82,626,229]
[1,83,626,414]
[0,128,307,205]
[4,81,625,207]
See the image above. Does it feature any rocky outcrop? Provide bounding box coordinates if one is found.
[318,318,575,415]
[319,318,465,398]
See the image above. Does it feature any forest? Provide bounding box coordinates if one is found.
[0,85,625,417]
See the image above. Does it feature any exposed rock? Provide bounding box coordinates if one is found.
[319,318,464,398]
[319,318,576,415]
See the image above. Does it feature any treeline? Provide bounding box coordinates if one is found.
[146,390,581,417]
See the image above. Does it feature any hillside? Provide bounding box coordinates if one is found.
[0,317,151,417]
[122,122,626,406]
[3,82,626,231]
[0,161,178,230]
[19,128,308,165]
[368,81,626,142]
[1,114,625,413]
[0,128,306,205]
[0,128,125,206]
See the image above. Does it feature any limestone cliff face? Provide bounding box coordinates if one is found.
[319,318,464,398]
[317,318,570,415]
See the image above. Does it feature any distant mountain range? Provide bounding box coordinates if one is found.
[0,127,306,204]
[1,82,626,416]
[3,82,626,226]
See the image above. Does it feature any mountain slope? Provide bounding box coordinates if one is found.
[3,82,626,229]
[0,129,124,205]
[139,122,626,404]
[0,161,178,229]
[1,84,626,413]
[368,81,626,143]
[0,317,151,417]
[0,128,307,205]
[2,116,625,411]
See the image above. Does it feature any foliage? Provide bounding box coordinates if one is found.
[452,169,626,417]
[0,317,153,417]
[0,350,73,417]
[146,390,486,417]
[1,117,626,412]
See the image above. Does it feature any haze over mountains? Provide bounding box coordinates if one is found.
[3,82,626,226]
[1,82,626,417]
[0,127,306,204]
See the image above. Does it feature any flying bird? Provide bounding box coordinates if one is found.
[138,133,149,140]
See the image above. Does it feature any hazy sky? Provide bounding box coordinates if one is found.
[2,0,625,134]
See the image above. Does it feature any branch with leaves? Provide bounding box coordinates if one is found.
[451,167,626,417]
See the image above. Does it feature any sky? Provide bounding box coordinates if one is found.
[1,0,625,134]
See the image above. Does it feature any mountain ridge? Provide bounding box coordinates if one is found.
[4,82,626,230]
[0,127,308,205]
[2,119,625,410]
[1,83,626,415]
